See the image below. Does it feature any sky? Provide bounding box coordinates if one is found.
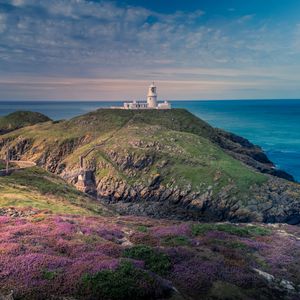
[1,0,300,100]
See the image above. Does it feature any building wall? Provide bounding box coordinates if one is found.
[157,102,171,109]
[147,96,157,108]
[124,102,148,109]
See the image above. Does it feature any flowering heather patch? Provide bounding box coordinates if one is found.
[0,242,20,255]
[0,216,10,224]
[0,215,300,299]
[151,223,191,238]
[129,231,159,246]
[170,258,221,294]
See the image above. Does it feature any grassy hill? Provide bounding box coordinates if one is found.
[0,111,52,134]
[1,109,266,191]
[0,109,299,223]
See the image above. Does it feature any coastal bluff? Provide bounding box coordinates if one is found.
[0,108,299,224]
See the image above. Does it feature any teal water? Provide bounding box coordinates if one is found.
[0,100,299,181]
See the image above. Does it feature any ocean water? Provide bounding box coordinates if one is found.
[0,100,300,181]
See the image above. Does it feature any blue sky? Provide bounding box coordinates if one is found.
[0,0,300,100]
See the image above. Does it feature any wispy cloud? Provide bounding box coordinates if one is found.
[237,14,256,24]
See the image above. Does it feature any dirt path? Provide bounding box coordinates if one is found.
[0,160,36,176]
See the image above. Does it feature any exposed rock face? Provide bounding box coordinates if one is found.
[0,207,42,218]
[58,147,300,224]
[93,172,300,224]
[36,137,87,173]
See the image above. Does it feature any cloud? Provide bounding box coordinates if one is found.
[0,0,299,99]
[292,24,300,52]
[237,14,255,24]
[11,0,25,6]
[0,13,7,33]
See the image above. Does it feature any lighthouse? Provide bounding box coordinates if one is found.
[147,82,158,108]
[120,82,171,110]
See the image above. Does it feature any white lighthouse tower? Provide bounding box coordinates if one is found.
[147,82,158,108]
[120,82,171,110]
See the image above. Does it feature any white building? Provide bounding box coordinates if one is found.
[123,83,171,110]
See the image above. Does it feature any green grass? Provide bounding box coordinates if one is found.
[191,223,272,237]
[0,167,111,216]
[161,130,267,193]
[1,108,214,146]
[42,270,59,280]
[161,236,191,247]
[123,245,171,275]
[136,225,149,233]
[228,241,249,250]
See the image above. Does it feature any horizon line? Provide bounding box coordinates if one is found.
[1,98,300,102]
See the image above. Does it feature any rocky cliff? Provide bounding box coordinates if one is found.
[0,109,299,224]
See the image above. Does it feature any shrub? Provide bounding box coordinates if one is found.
[123,245,171,275]
[162,236,191,247]
[137,225,148,233]
[192,223,272,237]
[81,261,170,300]
[151,224,190,238]
[42,269,59,280]
[228,241,248,250]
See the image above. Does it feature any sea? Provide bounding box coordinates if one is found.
[0,100,300,182]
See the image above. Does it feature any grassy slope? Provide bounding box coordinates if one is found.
[3,109,215,140]
[0,167,112,216]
